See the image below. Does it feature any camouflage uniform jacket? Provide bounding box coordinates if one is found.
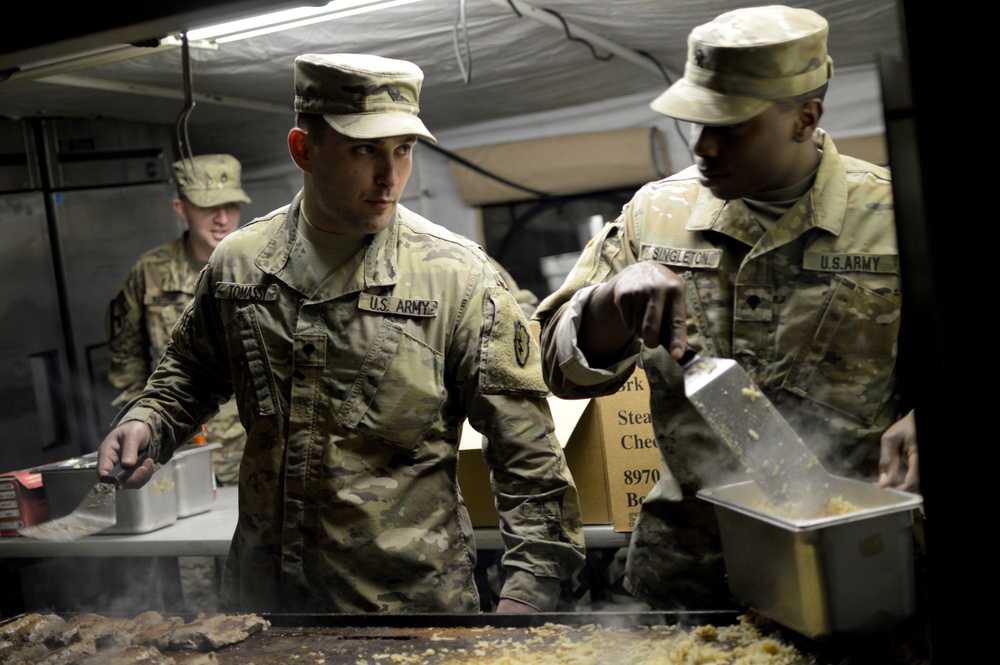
[534,130,903,607]
[120,192,585,614]
[107,234,245,485]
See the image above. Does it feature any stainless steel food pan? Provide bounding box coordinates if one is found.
[39,454,177,535]
[698,476,923,638]
[169,443,220,518]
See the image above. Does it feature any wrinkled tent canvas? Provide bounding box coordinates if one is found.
[0,0,902,181]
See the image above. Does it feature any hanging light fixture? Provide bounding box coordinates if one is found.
[186,0,426,44]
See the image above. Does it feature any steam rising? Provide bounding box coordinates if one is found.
[646,345,837,515]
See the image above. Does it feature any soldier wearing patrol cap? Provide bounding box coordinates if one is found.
[535,5,916,609]
[108,153,251,487]
[98,53,585,615]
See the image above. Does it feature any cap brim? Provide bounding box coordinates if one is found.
[324,113,437,144]
[650,79,772,126]
[185,189,252,207]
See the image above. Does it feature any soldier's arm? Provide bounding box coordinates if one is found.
[107,266,154,409]
[534,212,653,400]
[113,265,233,462]
[458,264,585,612]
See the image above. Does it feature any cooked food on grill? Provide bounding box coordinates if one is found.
[0,612,66,645]
[419,617,815,665]
[0,612,268,665]
[164,613,270,651]
[1,612,822,664]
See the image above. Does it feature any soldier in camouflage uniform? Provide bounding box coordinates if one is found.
[98,53,585,614]
[108,153,251,487]
[534,5,917,610]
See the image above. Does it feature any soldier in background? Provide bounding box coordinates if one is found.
[534,5,917,610]
[98,53,584,614]
[107,154,251,487]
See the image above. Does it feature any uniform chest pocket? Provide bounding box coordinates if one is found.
[233,306,280,417]
[782,275,900,425]
[336,319,445,449]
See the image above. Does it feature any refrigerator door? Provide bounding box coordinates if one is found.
[49,184,184,450]
[0,191,81,472]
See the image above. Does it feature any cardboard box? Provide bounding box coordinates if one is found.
[0,469,50,537]
[458,393,586,529]
[458,366,662,532]
[563,366,662,531]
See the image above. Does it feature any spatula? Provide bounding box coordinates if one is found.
[646,345,834,510]
[18,450,149,542]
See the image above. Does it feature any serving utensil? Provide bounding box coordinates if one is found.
[647,345,835,509]
[18,450,149,542]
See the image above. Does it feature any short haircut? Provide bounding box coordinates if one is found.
[774,83,829,112]
[295,112,328,143]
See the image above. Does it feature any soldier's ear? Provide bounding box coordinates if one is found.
[288,127,312,173]
[172,197,189,222]
[793,99,823,142]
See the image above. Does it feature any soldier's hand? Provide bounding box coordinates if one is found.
[580,261,687,366]
[97,421,156,489]
[878,410,918,492]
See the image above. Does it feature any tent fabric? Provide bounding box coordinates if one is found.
[0,0,902,178]
[449,126,669,206]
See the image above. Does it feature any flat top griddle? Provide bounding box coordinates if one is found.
[1,610,930,665]
[189,611,812,665]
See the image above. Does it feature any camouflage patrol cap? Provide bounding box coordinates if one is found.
[294,53,436,144]
[650,5,834,125]
[172,154,252,207]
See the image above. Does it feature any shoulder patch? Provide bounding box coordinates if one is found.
[480,287,548,395]
[513,320,531,367]
[106,291,129,341]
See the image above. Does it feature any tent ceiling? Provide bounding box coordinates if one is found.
[0,1,903,172]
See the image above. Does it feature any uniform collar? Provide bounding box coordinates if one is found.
[162,234,202,292]
[254,190,401,296]
[686,129,848,249]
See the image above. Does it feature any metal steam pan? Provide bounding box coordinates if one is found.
[698,476,923,638]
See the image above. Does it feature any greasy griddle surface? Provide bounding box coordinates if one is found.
[203,616,822,665]
[3,611,925,664]
[204,625,540,664]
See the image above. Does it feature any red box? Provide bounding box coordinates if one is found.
[0,469,50,537]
